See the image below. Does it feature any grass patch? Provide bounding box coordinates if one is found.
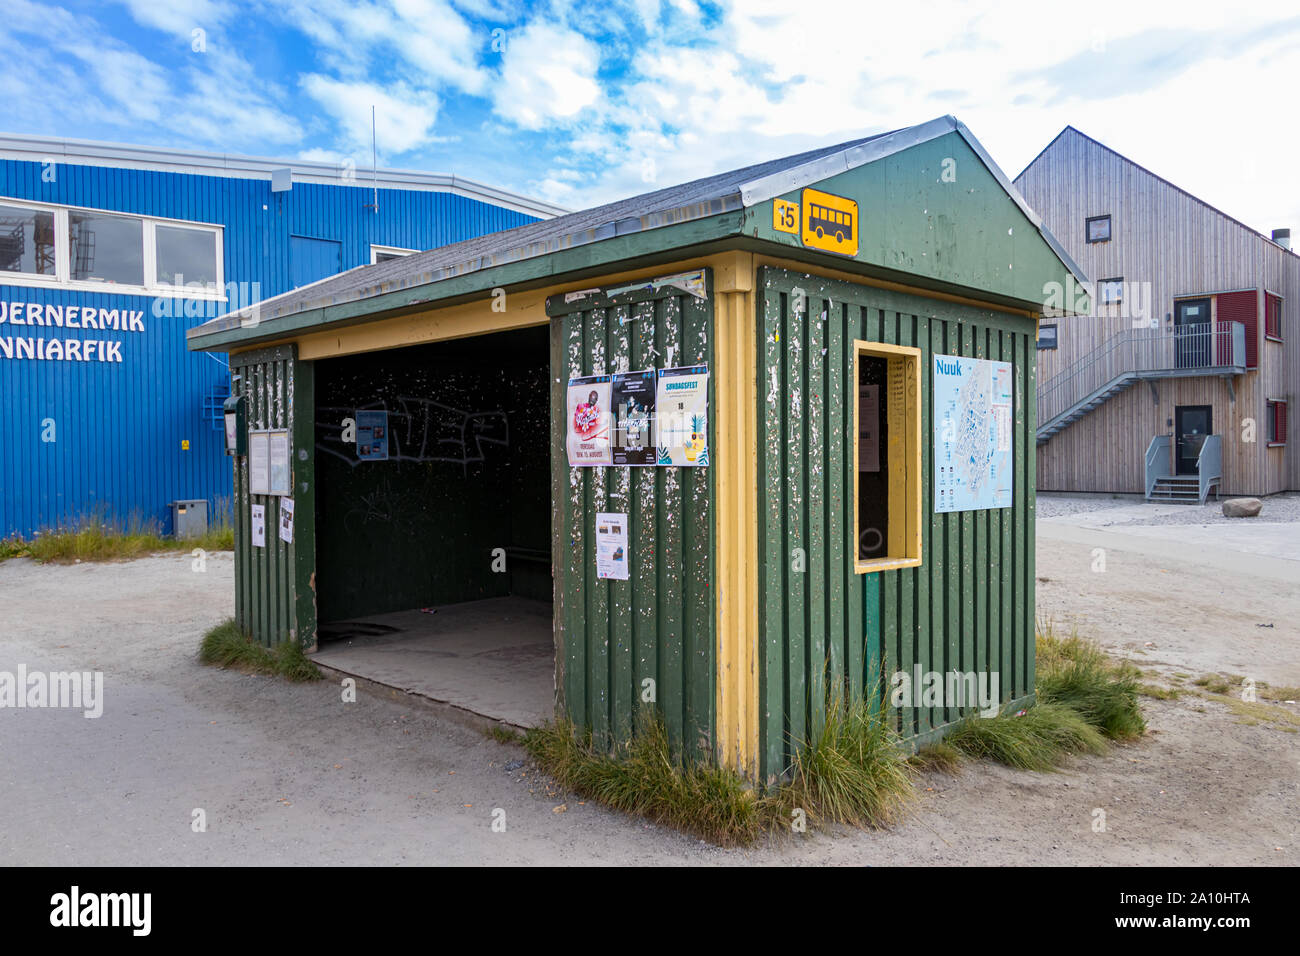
[1139,683,1181,700]
[524,700,914,846]
[2,504,234,564]
[486,725,524,744]
[1258,684,1300,703]
[1194,674,1232,695]
[946,703,1108,771]
[523,626,1146,844]
[770,699,915,830]
[1207,694,1300,730]
[524,717,764,846]
[1036,626,1146,740]
[199,619,321,682]
[909,740,964,774]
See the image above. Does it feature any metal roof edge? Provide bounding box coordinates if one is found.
[737,116,957,206]
[188,195,745,340]
[0,132,569,219]
[951,118,1091,292]
[187,210,746,348]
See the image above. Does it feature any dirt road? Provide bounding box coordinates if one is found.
[2,506,1296,865]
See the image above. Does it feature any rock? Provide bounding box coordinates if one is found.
[1222,498,1262,518]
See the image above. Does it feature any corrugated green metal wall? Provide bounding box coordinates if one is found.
[547,276,716,757]
[757,265,1036,780]
[230,343,316,647]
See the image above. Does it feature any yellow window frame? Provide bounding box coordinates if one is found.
[853,340,922,573]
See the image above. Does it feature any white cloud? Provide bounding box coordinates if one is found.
[520,0,1300,233]
[492,21,602,129]
[301,75,441,155]
[279,0,491,95]
[0,0,302,149]
[115,0,236,36]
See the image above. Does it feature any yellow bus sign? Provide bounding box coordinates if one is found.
[801,188,858,257]
[773,198,799,235]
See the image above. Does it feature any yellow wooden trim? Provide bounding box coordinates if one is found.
[752,253,1034,319]
[264,252,749,361]
[233,249,1029,363]
[713,263,759,777]
[852,339,923,575]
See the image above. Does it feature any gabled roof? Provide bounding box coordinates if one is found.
[1016,125,1298,260]
[0,131,567,219]
[190,115,1085,349]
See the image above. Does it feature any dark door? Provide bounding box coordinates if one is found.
[1175,405,1212,475]
[290,235,342,289]
[1174,298,1211,369]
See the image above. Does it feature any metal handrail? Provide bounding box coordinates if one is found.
[1145,435,1171,498]
[1039,321,1245,430]
[1197,434,1222,504]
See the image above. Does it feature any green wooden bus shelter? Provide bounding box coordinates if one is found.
[189,115,1087,783]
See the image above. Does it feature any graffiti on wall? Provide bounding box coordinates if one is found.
[317,397,511,470]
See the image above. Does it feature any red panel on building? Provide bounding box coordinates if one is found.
[1217,290,1258,368]
[1265,292,1282,339]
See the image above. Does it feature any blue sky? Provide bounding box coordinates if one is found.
[3,0,1298,233]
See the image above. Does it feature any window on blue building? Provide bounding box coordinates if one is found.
[0,197,223,297]
[156,224,219,288]
[69,211,144,286]
[0,202,56,276]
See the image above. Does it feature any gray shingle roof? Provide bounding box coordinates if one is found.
[201,130,897,328]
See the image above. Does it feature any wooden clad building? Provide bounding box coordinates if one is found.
[1016,127,1297,500]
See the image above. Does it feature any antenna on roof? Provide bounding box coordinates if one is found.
[363,104,379,213]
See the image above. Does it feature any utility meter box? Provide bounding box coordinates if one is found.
[171,500,209,539]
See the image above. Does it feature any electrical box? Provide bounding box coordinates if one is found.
[223,394,247,456]
[171,500,208,539]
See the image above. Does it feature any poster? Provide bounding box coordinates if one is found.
[248,431,270,495]
[268,429,291,496]
[612,369,657,466]
[356,409,389,461]
[278,498,294,544]
[595,511,629,581]
[566,375,613,466]
[655,365,709,466]
[933,354,1014,513]
[224,411,239,456]
[250,503,266,548]
[858,383,880,473]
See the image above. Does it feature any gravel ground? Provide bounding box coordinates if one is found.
[3,545,1297,866]
[1037,491,1300,526]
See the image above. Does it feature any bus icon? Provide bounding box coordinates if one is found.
[809,203,852,243]
[800,187,858,256]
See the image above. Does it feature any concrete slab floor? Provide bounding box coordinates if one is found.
[309,596,555,728]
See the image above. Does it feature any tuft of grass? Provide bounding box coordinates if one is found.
[1036,626,1146,740]
[486,725,524,744]
[1194,674,1232,695]
[200,618,321,682]
[1257,684,1300,703]
[946,702,1108,771]
[524,717,764,846]
[2,503,234,564]
[909,740,964,774]
[1208,694,1300,730]
[771,698,916,829]
[525,701,915,846]
[1139,684,1181,700]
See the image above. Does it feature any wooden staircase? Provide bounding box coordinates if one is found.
[1147,475,1201,503]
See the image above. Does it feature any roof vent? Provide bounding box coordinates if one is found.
[1272,227,1290,250]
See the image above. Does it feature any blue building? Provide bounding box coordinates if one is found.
[0,133,562,538]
